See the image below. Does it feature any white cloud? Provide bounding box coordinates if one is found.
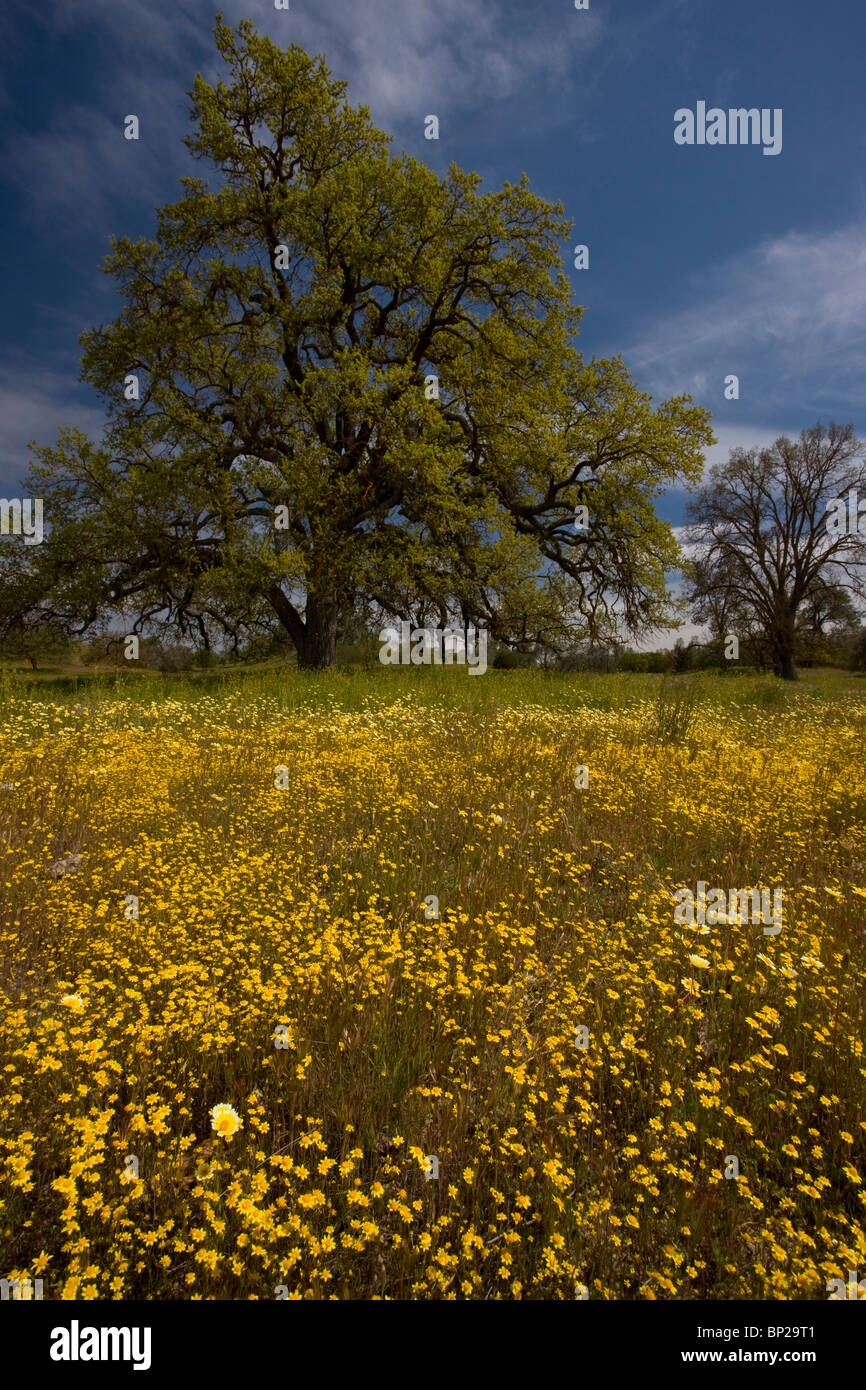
[3,0,607,225]
[3,103,179,231]
[621,222,866,417]
[9,0,605,122]
[699,423,788,476]
[288,0,605,123]
[0,365,105,490]
[2,0,704,231]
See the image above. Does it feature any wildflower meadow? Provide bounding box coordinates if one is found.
[1,667,863,1301]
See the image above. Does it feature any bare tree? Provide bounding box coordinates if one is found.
[684,423,866,680]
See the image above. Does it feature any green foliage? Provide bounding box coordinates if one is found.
[847,628,866,672]
[492,644,536,669]
[618,649,675,674]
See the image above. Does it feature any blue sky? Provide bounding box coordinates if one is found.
[1,0,865,639]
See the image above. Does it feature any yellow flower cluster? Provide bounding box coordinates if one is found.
[0,673,863,1299]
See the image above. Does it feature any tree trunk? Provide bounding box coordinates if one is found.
[265,581,339,670]
[772,627,799,681]
[297,590,339,670]
[778,648,798,681]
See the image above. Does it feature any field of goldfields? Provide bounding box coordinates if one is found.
[1,667,864,1300]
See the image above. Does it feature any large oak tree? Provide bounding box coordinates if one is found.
[5,18,713,669]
